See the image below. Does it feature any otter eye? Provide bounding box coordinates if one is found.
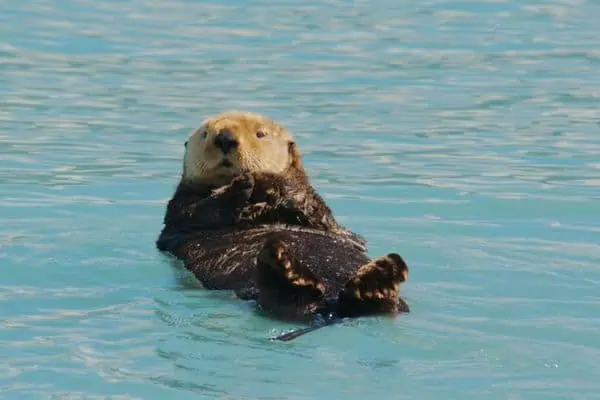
[202,130,208,139]
[256,130,267,139]
[184,140,188,148]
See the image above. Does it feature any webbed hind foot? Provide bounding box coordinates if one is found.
[338,253,409,318]
[255,236,326,320]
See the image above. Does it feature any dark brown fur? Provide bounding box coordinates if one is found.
[157,135,409,323]
[157,143,348,252]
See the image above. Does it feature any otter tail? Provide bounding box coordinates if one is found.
[255,236,327,321]
[272,312,343,341]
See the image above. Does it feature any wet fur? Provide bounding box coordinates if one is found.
[156,112,410,328]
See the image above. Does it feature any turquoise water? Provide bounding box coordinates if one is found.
[2,0,600,398]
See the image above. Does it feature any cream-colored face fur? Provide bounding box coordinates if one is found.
[182,111,295,185]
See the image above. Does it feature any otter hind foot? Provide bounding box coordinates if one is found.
[256,237,326,320]
[338,253,409,318]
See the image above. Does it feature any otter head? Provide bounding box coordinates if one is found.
[182,111,302,186]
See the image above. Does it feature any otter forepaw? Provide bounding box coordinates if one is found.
[337,253,409,318]
[229,173,255,204]
[249,174,286,206]
[237,202,271,223]
[210,173,254,207]
[255,237,326,320]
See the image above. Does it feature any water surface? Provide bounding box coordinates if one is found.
[1,0,600,398]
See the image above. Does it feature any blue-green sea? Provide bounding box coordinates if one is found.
[2,1,600,399]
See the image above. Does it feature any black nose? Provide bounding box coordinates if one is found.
[213,130,239,154]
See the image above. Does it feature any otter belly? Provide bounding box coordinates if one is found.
[172,225,370,298]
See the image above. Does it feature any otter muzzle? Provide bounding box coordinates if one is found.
[214,131,239,154]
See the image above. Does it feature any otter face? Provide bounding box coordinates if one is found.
[182,111,295,185]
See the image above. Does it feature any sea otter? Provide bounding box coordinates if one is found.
[156,111,410,338]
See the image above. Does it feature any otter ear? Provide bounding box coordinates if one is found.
[288,141,304,170]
